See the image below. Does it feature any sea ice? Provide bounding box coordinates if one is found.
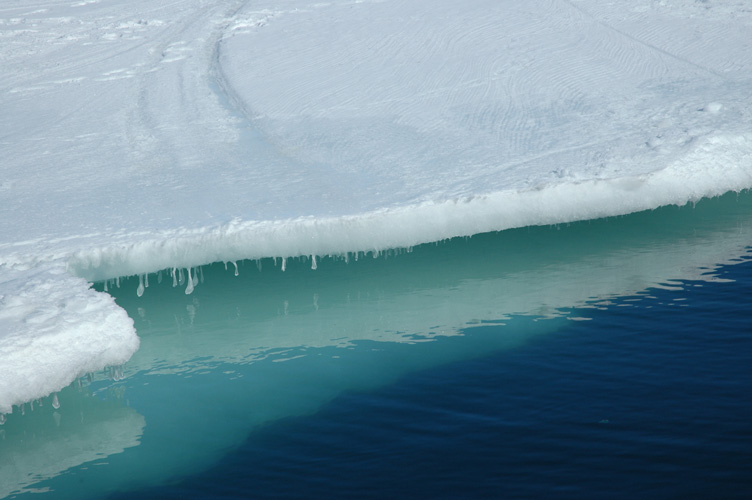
[1,0,751,412]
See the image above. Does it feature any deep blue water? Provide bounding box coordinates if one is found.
[113,255,752,499]
[2,194,751,500]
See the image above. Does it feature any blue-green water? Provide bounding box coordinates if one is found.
[125,257,752,500]
[1,192,751,499]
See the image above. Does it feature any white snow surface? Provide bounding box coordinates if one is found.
[1,0,752,412]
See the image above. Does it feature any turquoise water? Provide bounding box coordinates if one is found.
[130,256,752,499]
[1,192,751,499]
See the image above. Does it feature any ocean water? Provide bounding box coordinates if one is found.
[1,192,751,499]
[124,256,752,500]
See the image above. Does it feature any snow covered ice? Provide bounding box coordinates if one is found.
[1,0,752,413]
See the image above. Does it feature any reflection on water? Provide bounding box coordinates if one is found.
[1,191,751,499]
[0,390,144,499]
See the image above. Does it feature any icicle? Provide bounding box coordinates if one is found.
[185,268,195,294]
[232,261,239,276]
[0,413,5,425]
[137,274,145,297]
[344,252,349,264]
[30,400,34,412]
[157,271,163,284]
[145,273,150,288]
[178,267,185,286]
[256,260,262,272]
[52,393,60,409]
[224,261,228,271]
[104,280,108,292]
[20,403,25,416]
[110,365,124,381]
[281,257,287,272]
[116,276,120,288]
[172,267,178,287]
[192,268,199,287]
[311,255,318,270]
[199,266,204,284]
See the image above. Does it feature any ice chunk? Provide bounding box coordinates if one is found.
[0,265,139,414]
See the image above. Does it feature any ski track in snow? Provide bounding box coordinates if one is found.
[1,0,752,412]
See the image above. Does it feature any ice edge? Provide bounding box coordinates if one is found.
[2,133,751,415]
[70,134,752,281]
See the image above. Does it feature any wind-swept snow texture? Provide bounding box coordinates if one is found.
[1,0,751,412]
